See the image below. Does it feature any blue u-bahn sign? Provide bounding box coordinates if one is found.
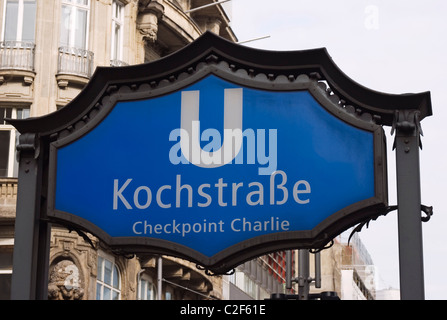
[53,74,381,259]
[14,32,416,274]
[8,32,433,300]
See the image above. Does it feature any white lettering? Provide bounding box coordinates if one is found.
[231,218,241,232]
[156,185,171,208]
[230,217,290,233]
[113,172,311,211]
[133,221,142,234]
[215,178,228,207]
[134,186,152,209]
[270,170,288,205]
[180,89,243,168]
[198,183,212,207]
[293,180,311,204]
[180,304,214,317]
[232,182,243,206]
[176,175,192,208]
[172,220,180,234]
[133,217,290,236]
[113,179,133,210]
[246,182,264,206]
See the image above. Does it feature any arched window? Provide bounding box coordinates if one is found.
[96,255,121,300]
[138,273,157,300]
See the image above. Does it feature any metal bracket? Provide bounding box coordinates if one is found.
[421,205,433,222]
[391,110,424,150]
[67,226,97,250]
[348,205,398,245]
[348,204,433,244]
[16,132,40,161]
[309,240,334,253]
[196,264,235,276]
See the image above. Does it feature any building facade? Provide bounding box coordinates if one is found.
[0,0,380,300]
[223,233,377,300]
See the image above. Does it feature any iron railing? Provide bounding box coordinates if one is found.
[58,46,94,78]
[0,41,35,71]
[0,178,17,201]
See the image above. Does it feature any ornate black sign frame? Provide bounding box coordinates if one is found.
[8,32,432,299]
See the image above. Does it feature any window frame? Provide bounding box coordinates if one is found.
[0,106,30,177]
[1,0,36,42]
[0,239,14,300]
[96,252,121,300]
[110,0,124,63]
[137,273,157,300]
[60,0,90,50]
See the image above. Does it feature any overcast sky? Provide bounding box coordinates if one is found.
[230,0,447,299]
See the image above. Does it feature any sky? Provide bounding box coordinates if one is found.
[230,0,447,299]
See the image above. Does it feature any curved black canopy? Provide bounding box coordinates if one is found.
[8,31,431,133]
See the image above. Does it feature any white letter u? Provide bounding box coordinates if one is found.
[180,88,243,168]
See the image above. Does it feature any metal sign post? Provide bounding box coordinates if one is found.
[286,249,322,300]
[297,250,310,300]
[10,133,50,300]
[283,249,334,300]
[394,110,425,300]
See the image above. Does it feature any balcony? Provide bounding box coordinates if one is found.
[0,178,17,218]
[0,41,35,72]
[57,46,94,79]
[56,46,94,96]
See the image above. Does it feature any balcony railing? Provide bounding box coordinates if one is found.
[0,178,17,210]
[58,46,94,78]
[0,41,35,71]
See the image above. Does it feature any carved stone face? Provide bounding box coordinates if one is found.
[48,260,84,300]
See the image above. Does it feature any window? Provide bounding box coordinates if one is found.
[138,274,157,300]
[60,0,90,50]
[96,255,121,300]
[2,0,36,42]
[243,275,258,299]
[165,290,172,300]
[0,106,29,177]
[0,242,14,300]
[110,0,124,65]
